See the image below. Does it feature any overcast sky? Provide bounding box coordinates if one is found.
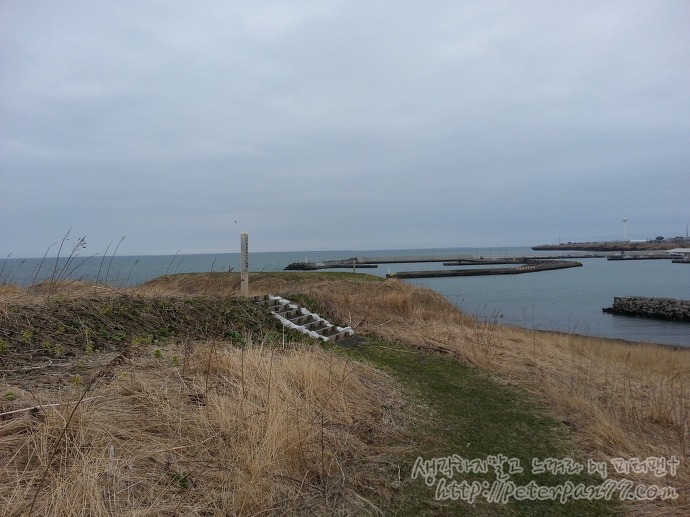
[2,1,689,257]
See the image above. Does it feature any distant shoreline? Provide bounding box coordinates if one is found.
[532,240,686,252]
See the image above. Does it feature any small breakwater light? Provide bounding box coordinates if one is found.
[240,232,249,297]
[623,216,629,241]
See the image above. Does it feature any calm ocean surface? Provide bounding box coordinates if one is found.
[2,247,689,347]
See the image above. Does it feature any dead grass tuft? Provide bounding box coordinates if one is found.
[0,341,410,516]
[134,272,242,298]
[0,284,24,300]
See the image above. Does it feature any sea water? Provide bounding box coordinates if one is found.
[2,247,688,347]
[405,258,690,347]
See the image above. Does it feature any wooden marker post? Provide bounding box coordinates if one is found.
[240,232,249,297]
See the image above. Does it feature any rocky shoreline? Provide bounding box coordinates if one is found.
[603,296,690,322]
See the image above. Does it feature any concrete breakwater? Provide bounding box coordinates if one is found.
[284,254,472,270]
[387,260,582,279]
[284,261,378,270]
[443,254,602,266]
[606,254,671,261]
[285,254,595,271]
[603,297,690,322]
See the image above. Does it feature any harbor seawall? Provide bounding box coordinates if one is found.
[603,297,690,322]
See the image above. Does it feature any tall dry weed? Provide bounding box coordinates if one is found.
[0,340,409,516]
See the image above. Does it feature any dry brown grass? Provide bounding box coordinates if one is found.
[133,272,243,298]
[128,272,690,503]
[0,281,126,306]
[2,272,688,515]
[277,277,690,515]
[0,284,24,301]
[0,339,410,516]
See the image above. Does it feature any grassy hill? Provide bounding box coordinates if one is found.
[1,273,687,515]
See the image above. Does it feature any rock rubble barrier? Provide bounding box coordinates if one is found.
[603,296,690,322]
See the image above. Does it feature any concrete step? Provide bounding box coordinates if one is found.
[251,295,354,342]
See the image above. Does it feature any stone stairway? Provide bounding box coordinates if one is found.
[252,295,354,342]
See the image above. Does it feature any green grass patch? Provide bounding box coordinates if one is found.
[0,296,283,363]
[338,339,621,516]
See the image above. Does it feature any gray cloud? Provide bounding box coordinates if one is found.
[2,0,689,257]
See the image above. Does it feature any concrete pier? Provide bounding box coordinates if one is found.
[387,260,582,279]
[285,254,595,271]
[285,254,472,270]
[285,262,377,270]
[606,255,671,261]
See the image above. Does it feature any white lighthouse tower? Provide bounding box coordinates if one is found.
[622,216,629,242]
